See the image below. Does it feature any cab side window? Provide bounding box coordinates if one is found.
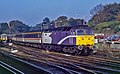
[70,30,76,35]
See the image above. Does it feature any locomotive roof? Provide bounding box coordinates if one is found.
[43,25,91,32]
[23,25,91,33]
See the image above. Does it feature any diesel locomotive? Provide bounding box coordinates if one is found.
[0,34,7,42]
[12,25,96,55]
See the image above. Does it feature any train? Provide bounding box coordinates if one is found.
[11,25,96,55]
[0,34,7,42]
[0,34,7,46]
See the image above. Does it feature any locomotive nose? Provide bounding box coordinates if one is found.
[76,35,94,46]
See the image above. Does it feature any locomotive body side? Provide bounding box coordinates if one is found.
[50,31,76,45]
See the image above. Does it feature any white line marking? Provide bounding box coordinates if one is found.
[10,56,52,74]
[0,64,16,74]
[57,35,76,44]
[0,61,24,74]
[1,52,51,74]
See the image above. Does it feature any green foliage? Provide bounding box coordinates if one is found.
[0,16,87,33]
[52,16,86,28]
[43,17,50,24]
[1,23,9,30]
[115,25,120,33]
[89,3,120,34]
[89,3,120,25]
[88,22,94,27]
[94,21,120,33]
[10,20,31,33]
[0,20,31,34]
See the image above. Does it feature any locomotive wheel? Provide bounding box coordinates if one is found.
[74,50,81,55]
[63,47,69,54]
[81,47,89,56]
[88,49,93,55]
[48,45,52,51]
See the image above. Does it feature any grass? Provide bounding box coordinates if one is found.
[0,65,13,74]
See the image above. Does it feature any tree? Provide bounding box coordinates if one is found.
[9,20,31,33]
[55,16,68,27]
[42,17,51,29]
[57,16,68,20]
[68,18,76,26]
[68,18,86,26]
[50,20,55,28]
[0,23,9,30]
[43,17,50,24]
[0,23,9,34]
[116,13,120,21]
[90,4,104,16]
[89,3,120,25]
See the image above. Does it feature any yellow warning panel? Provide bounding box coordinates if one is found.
[76,35,94,46]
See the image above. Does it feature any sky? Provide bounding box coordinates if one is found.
[0,0,120,26]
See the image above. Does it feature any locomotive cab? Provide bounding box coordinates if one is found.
[1,34,7,42]
[76,28,94,46]
[75,27,95,55]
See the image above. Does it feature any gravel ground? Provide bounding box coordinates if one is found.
[111,44,120,49]
[96,43,120,59]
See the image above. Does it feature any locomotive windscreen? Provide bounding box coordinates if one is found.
[76,28,93,35]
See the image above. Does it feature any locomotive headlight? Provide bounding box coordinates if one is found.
[92,46,97,49]
[78,46,83,50]
[91,37,94,40]
[91,37,94,41]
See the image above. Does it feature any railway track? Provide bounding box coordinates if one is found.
[3,44,120,74]
[14,46,93,74]
[0,51,50,74]
[46,51,120,74]
[9,44,120,73]
[39,52,120,74]
[0,46,82,74]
